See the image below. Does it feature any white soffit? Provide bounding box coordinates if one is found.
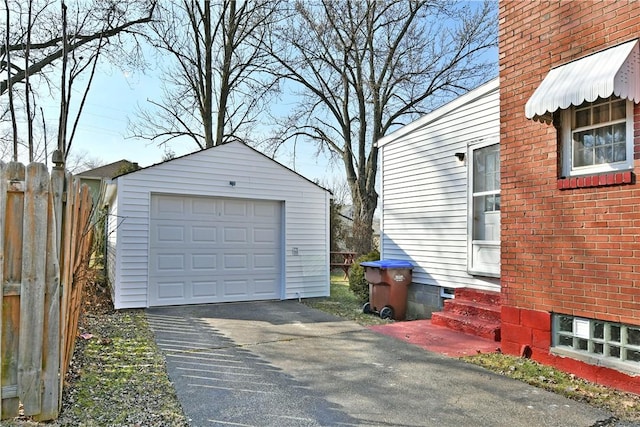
[525,39,640,124]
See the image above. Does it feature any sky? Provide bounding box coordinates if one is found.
[61,67,337,184]
[20,0,497,191]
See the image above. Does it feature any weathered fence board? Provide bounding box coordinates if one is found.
[19,163,49,415]
[1,162,25,418]
[60,175,94,383]
[39,174,61,421]
[0,160,94,421]
[0,162,4,413]
[0,162,5,415]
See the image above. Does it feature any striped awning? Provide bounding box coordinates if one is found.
[525,39,640,124]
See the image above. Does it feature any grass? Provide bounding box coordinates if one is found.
[305,273,640,423]
[462,353,640,422]
[59,310,188,426]
[302,273,392,326]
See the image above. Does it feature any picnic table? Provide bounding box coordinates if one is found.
[330,251,357,279]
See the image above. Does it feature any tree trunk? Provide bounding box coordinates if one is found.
[348,179,378,256]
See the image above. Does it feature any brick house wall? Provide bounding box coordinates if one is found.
[499,1,640,393]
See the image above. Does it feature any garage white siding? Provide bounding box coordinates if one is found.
[105,195,118,302]
[106,142,330,309]
[377,78,500,292]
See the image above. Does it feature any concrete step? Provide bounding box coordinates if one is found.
[429,288,501,342]
[454,288,501,306]
[442,299,501,323]
[431,311,501,341]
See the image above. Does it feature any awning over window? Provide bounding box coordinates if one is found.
[525,39,640,123]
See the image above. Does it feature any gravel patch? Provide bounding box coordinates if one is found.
[57,310,189,426]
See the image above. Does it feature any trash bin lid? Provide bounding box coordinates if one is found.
[360,260,413,269]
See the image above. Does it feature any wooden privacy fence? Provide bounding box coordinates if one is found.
[0,160,94,421]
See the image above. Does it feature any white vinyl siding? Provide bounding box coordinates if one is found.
[378,79,500,292]
[107,142,330,309]
[105,196,119,302]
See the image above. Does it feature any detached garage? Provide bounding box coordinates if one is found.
[104,142,331,309]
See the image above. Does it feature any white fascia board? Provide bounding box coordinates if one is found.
[376,78,499,149]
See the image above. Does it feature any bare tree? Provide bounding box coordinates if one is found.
[129,0,280,151]
[264,0,497,254]
[65,149,105,174]
[0,0,155,162]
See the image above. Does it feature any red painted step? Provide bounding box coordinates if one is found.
[430,288,501,342]
[431,311,501,341]
[454,288,501,305]
[442,299,500,322]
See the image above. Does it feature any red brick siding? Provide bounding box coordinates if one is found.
[499,1,640,392]
[500,1,640,323]
[501,307,640,394]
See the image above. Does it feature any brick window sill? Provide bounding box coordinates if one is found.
[557,171,634,190]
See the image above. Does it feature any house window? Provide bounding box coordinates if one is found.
[468,142,500,277]
[561,96,634,177]
[553,314,640,373]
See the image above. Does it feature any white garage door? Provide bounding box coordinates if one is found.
[148,194,282,306]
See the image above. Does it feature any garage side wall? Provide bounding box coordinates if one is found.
[105,194,119,303]
[379,81,500,318]
[112,143,330,309]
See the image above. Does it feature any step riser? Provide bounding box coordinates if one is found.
[431,313,501,341]
[454,288,501,306]
[443,301,501,322]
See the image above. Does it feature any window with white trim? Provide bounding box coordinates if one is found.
[561,96,634,177]
[553,314,640,372]
[468,142,500,277]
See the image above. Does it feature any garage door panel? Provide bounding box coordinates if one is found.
[223,200,248,216]
[223,227,248,243]
[156,225,185,243]
[254,228,277,243]
[192,280,218,298]
[192,254,217,270]
[155,254,185,272]
[154,227,218,248]
[155,197,185,216]
[149,194,281,306]
[223,254,248,269]
[254,279,278,296]
[157,281,186,300]
[191,198,217,216]
[192,226,217,243]
[224,279,248,297]
[254,202,277,217]
[254,254,276,269]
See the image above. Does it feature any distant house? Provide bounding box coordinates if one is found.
[376,78,500,319]
[103,141,331,309]
[76,160,139,207]
[500,1,640,393]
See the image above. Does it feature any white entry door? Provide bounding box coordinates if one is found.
[148,194,282,306]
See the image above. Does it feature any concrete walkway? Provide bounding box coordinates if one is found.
[147,301,620,427]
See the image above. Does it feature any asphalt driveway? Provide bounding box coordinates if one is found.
[147,301,618,427]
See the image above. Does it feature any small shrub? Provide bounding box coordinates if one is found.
[348,250,380,302]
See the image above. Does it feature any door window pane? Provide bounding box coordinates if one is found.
[473,145,500,193]
[470,143,501,276]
